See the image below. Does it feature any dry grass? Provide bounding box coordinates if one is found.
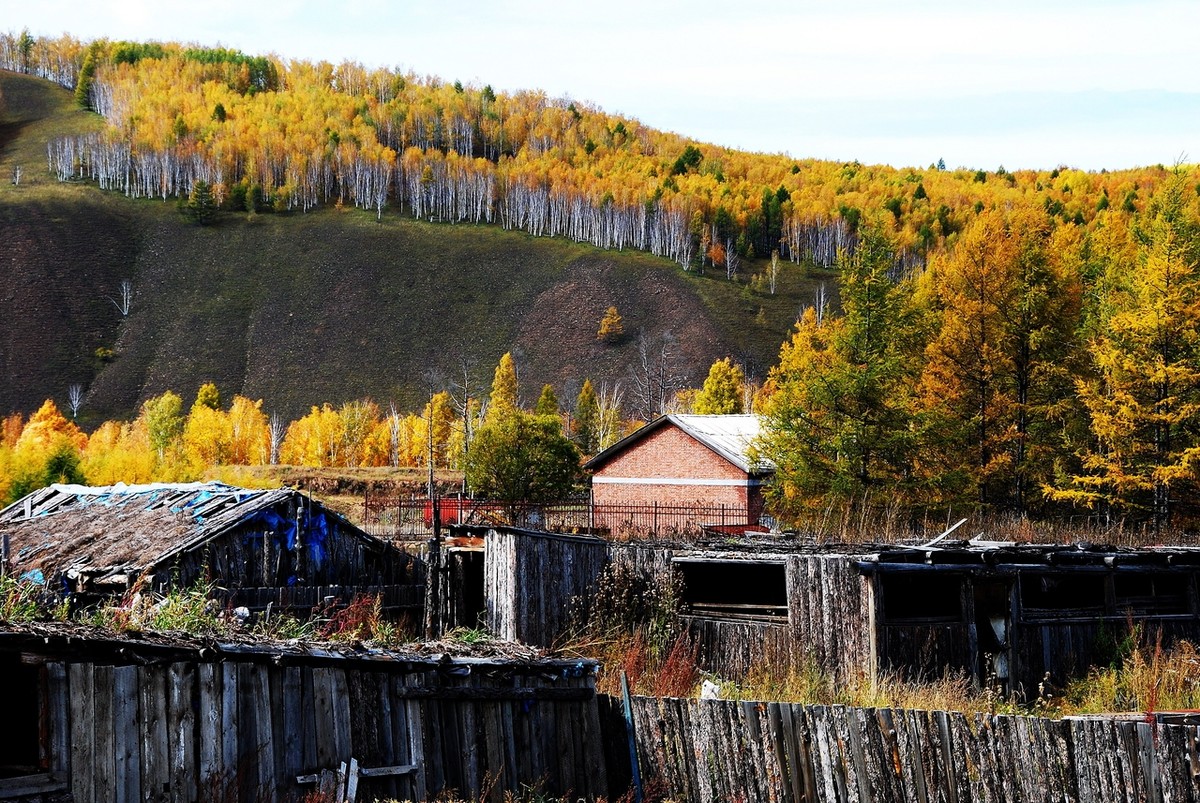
[781,499,1198,548]
[1060,635,1200,715]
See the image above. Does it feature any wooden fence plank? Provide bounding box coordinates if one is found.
[138,665,170,802]
[113,665,141,803]
[220,662,238,794]
[254,664,276,797]
[197,662,222,792]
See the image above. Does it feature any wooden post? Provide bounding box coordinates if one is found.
[1,533,8,576]
[621,672,644,803]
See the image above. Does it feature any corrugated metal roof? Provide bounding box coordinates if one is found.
[670,414,775,473]
[0,482,343,585]
[584,414,775,475]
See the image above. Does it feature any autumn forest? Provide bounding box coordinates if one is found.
[2,31,1200,531]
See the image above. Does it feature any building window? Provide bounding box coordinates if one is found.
[676,560,788,619]
[1114,572,1191,615]
[1020,572,1107,616]
[881,573,964,624]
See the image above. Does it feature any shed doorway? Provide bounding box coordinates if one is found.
[974,580,1012,689]
[0,653,44,777]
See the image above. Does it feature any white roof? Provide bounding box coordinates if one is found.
[585,413,775,475]
[670,414,775,474]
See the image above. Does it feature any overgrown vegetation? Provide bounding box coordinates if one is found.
[566,562,698,697]
[0,571,418,647]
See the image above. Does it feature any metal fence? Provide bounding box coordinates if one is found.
[361,493,761,538]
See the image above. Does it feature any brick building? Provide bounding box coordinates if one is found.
[583,414,775,531]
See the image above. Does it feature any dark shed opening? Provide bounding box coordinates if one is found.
[1114,572,1191,616]
[0,654,44,777]
[881,573,964,623]
[1020,572,1108,616]
[677,560,788,619]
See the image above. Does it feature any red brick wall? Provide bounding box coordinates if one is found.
[591,423,760,521]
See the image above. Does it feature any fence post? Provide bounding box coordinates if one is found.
[653,501,658,535]
[621,672,644,803]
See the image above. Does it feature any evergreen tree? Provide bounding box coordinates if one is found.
[194,382,221,411]
[761,230,920,517]
[465,411,582,518]
[693,358,745,414]
[573,379,600,454]
[534,384,559,417]
[185,180,217,225]
[75,47,98,109]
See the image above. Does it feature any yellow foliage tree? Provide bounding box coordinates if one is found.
[693,357,746,415]
[280,404,345,466]
[227,396,270,465]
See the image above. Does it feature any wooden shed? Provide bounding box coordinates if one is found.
[614,538,1200,696]
[583,414,775,533]
[0,482,424,616]
[432,526,610,648]
[0,621,606,802]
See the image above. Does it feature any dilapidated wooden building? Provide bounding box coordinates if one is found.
[613,538,1200,695]
[0,621,605,802]
[432,526,610,647]
[0,483,423,616]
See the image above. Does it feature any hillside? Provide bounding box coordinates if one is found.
[0,70,820,424]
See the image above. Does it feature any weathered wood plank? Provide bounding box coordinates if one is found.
[220,661,238,796]
[138,665,170,802]
[253,663,276,797]
[112,665,141,803]
[313,666,336,770]
[47,662,69,778]
[68,662,95,803]
[197,662,222,792]
[168,662,198,803]
[331,668,353,762]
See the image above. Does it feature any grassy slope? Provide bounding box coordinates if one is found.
[0,71,826,425]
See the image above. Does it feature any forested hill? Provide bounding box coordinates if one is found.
[4,32,1183,272]
[0,68,813,423]
[1,31,1195,428]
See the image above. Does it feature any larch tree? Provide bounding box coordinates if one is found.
[573,378,600,454]
[1061,176,1200,529]
[693,358,746,415]
[485,352,519,424]
[761,230,921,517]
[597,306,624,344]
[534,384,559,417]
[916,207,1083,512]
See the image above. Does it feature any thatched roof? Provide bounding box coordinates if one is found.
[0,482,353,586]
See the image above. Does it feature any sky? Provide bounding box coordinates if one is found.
[12,0,1200,171]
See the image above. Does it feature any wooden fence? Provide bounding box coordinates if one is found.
[0,628,607,803]
[611,696,1200,803]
